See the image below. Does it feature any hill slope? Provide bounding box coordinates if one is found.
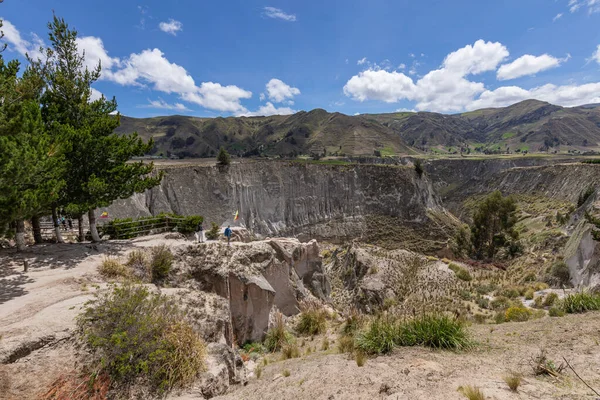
[116,100,600,158]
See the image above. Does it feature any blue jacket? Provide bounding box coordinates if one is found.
[224,227,232,237]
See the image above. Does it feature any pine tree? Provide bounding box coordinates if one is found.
[31,15,162,242]
[0,59,66,251]
[217,147,231,166]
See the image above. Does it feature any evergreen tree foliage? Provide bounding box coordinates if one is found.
[470,190,518,259]
[217,146,231,166]
[30,15,162,242]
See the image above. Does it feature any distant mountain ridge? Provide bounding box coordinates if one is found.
[116,100,600,158]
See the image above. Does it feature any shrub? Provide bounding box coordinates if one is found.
[337,335,355,353]
[503,371,522,392]
[524,288,535,300]
[264,312,293,352]
[205,222,220,240]
[356,314,471,355]
[505,306,532,322]
[98,257,130,279]
[550,261,570,286]
[498,287,520,299]
[414,159,424,177]
[530,349,565,376]
[542,292,558,307]
[533,295,544,308]
[282,369,291,377]
[281,343,300,360]
[494,311,506,324]
[459,385,485,400]
[561,291,600,313]
[77,284,206,393]
[355,316,399,355]
[476,297,490,310]
[125,250,151,281]
[470,191,518,259]
[490,296,511,310]
[355,351,366,367]
[151,245,173,282]
[399,314,472,350]
[548,306,565,317]
[448,263,472,281]
[296,301,328,336]
[342,309,364,336]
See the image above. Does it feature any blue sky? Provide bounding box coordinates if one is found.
[1,0,600,117]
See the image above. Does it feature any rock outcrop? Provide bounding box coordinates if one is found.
[172,238,329,345]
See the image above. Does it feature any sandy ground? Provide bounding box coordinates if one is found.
[215,313,600,400]
[1,236,599,400]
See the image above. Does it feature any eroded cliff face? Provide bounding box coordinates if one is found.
[103,161,445,243]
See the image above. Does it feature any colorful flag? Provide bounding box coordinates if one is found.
[100,211,109,218]
[234,210,239,221]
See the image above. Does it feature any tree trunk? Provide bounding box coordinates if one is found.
[88,209,101,242]
[15,219,26,252]
[78,215,85,242]
[31,216,43,244]
[52,207,64,243]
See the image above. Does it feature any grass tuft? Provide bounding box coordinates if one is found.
[296,300,328,336]
[355,351,366,367]
[98,257,130,279]
[459,385,485,400]
[503,370,522,392]
[265,312,294,352]
[561,291,600,314]
[150,245,173,282]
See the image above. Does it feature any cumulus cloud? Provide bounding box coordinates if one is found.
[238,102,296,117]
[90,88,104,102]
[0,19,45,61]
[263,7,296,21]
[159,19,183,35]
[76,36,121,80]
[497,54,567,80]
[143,98,191,111]
[265,78,300,103]
[344,39,600,112]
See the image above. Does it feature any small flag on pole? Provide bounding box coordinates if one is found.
[234,210,239,221]
[100,212,109,218]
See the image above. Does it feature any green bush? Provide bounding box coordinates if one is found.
[101,213,204,239]
[151,245,173,282]
[205,222,220,240]
[355,314,471,355]
[542,292,559,307]
[448,263,472,281]
[296,304,328,336]
[504,306,532,322]
[549,261,570,286]
[490,296,511,310]
[548,306,566,317]
[217,147,231,166]
[524,288,535,300]
[561,291,600,314]
[77,284,206,393]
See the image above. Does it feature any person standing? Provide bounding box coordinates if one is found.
[195,221,205,243]
[224,225,232,246]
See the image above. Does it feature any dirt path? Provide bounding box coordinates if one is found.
[215,313,600,400]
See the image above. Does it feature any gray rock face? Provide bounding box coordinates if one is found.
[102,161,443,242]
[172,238,328,345]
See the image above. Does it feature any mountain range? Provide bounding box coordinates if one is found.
[115,100,600,158]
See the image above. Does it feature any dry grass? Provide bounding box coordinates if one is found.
[459,385,485,400]
[265,312,293,352]
[355,351,366,367]
[503,370,522,392]
[255,365,263,379]
[125,250,151,281]
[530,349,565,377]
[337,335,355,353]
[281,343,300,360]
[40,371,110,400]
[98,257,130,279]
[282,369,291,377]
[321,337,330,351]
[296,300,328,336]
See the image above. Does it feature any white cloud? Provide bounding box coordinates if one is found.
[159,19,183,36]
[343,39,600,112]
[182,82,252,113]
[343,69,416,102]
[592,45,600,64]
[143,98,191,111]
[263,7,296,21]
[76,36,121,80]
[497,54,566,80]
[0,19,45,61]
[90,88,104,102]
[238,102,296,117]
[265,78,300,103]
[357,57,367,65]
[259,93,266,101]
[553,13,564,21]
[568,0,600,14]
[398,63,406,70]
